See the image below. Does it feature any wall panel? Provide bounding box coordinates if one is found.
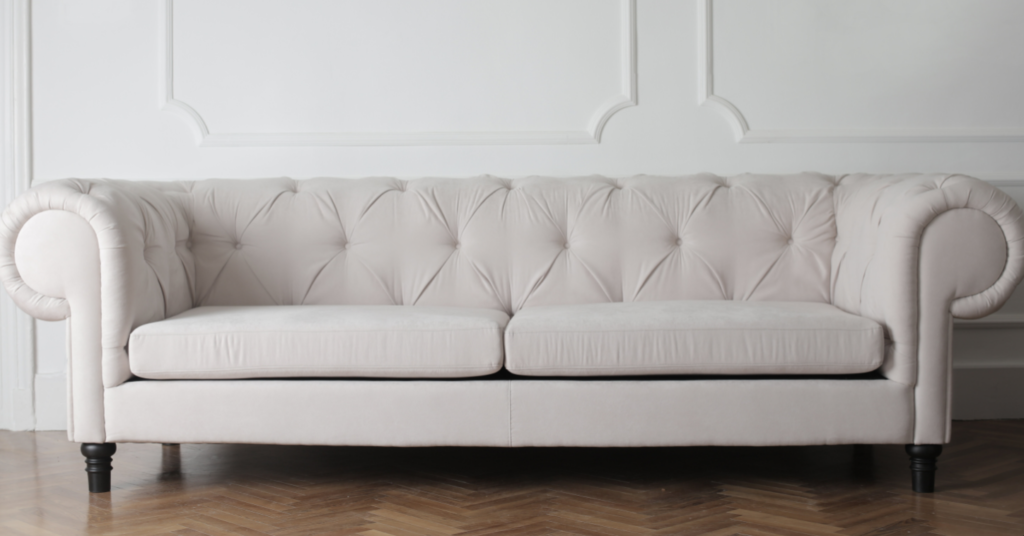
[0,0,35,431]
[161,0,636,145]
[700,0,1024,142]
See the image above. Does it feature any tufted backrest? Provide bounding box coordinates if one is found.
[185,173,838,314]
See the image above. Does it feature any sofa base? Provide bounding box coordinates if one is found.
[104,378,913,447]
[94,378,924,492]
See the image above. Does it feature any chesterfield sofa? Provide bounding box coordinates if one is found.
[2,173,1022,494]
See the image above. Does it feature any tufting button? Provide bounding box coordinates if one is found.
[454,243,461,249]
[563,243,570,249]
[235,243,243,250]
[787,238,794,245]
[676,238,683,246]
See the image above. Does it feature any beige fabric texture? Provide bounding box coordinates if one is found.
[829,175,1024,443]
[505,300,883,376]
[915,209,1009,443]
[105,380,511,446]
[14,211,105,442]
[129,305,509,379]
[511,379,913,446]
[103,378,911,447]
[2,173,1022,445]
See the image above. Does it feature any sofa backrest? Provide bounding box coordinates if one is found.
[184,173,837,314]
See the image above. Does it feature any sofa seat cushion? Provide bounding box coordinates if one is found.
[504,301,883,376]
[129,305,509,379]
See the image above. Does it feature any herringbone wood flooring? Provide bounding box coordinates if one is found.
[1,421,1023,535]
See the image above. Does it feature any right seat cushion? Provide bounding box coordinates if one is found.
[504,300,884,376]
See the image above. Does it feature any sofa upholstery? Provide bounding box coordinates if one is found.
[103,378,912,447]
[504,300,883,376]
[129,305,509,379]
[1,173,1022,461]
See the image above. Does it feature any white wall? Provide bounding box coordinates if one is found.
[4,0,1024,429]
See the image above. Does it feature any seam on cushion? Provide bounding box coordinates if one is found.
[346,254,400,306]
[509,362,881,371]
[133,327,505,335]
[131,365,502,374]
[507,327,881,333]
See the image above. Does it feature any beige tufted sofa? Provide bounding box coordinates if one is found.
[2,173,1022,493]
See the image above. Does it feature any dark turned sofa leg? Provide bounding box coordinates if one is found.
[81,443,117,493]
[905,444,942,493]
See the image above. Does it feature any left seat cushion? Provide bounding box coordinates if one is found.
[128,305,510,379]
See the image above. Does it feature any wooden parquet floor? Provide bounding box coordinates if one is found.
[1,421,1023,536]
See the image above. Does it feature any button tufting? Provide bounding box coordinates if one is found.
[178,175,840,317]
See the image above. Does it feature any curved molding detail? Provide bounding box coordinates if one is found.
[697,0,1024,143]
[158,0,636,147]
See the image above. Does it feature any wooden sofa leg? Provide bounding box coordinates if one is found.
[81,443,117,493]
[905,444,942,493]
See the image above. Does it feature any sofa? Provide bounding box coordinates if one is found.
[2,173,1022,494]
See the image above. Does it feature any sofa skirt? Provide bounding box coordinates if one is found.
[104,378,913,447]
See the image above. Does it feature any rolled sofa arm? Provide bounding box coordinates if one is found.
[0,179,194,442]
[832,173,1024,444]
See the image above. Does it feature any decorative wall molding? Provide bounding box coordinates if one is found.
[158,0,637,147]
[696,0,1024,144]
[0,0,37,431]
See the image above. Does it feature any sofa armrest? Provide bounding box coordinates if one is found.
[832,174,1024,443]
[0,179,194,442]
